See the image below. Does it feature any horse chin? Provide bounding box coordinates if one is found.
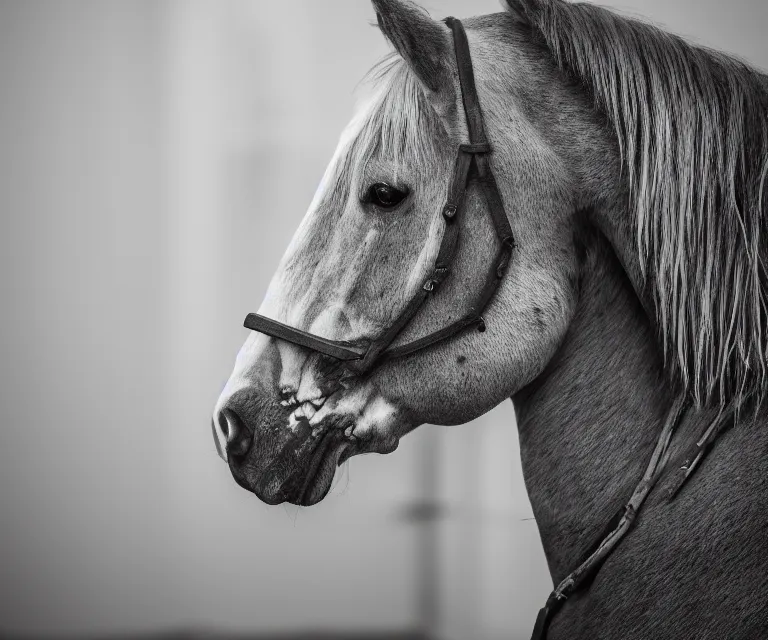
[290,422,402,506]
[291,436,354,506]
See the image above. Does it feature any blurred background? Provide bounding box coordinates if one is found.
[0,1,766,639]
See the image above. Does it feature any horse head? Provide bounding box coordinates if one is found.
[212,0,591,506]
[211,0,767,511]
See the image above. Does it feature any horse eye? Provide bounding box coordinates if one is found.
[364,183,409,209]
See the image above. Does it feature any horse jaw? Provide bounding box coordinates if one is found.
[287,383,407,506]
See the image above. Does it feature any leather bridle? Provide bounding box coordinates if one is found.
[243,18,515,375]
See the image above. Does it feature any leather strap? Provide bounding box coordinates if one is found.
[243,314,367,361]
[243,17,515,375]
[530,396,691,640]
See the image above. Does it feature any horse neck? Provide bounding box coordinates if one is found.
[512,225,675,581]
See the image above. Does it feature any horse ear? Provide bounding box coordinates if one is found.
[500,0,543,23]
[371,0,452,93]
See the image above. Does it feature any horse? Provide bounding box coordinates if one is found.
[212,1,768,638]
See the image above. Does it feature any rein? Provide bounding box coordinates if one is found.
[531,398,735,639]
[243,18,514,376]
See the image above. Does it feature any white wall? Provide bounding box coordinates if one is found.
[0,1,176,634]
[0,1,765,638]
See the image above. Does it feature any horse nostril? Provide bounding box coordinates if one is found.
[217,409,233,441]
[219,409,252,458]
[213,409,253,462]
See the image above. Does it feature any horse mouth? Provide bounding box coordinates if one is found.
[293,428,353,506]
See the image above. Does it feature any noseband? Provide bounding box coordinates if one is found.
[243,18,514,375]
